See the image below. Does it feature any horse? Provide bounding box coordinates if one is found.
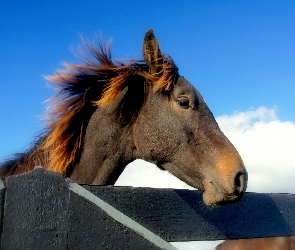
[0,29,247,206]
[215,236,295,250]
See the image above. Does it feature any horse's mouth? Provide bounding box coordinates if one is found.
[202,181,245,207]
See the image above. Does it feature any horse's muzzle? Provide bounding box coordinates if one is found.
[202,170,248,206]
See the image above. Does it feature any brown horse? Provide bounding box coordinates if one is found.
[0,29,247,206]
[215,236,295,250]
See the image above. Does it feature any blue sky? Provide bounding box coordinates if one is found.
[1,1,295,158]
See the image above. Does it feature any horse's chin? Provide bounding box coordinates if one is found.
[202,183,245,207]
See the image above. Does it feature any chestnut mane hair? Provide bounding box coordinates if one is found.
[0,40,178,177]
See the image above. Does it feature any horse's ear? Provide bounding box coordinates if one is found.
[143,29,162,74]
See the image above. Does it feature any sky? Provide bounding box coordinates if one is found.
[1,1,295,249]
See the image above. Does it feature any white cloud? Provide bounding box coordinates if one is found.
[115,107,295,250]
[217,106,295,193]
[216,106,278,134]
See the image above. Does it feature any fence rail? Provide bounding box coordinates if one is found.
[0,167,294,249]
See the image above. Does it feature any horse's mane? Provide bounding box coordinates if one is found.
[1,40,178,176]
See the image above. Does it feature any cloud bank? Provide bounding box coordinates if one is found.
[217,106,295,193]
[115,107,295,250]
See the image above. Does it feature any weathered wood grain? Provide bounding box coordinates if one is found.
[1,167,69,249]
[67,190,165,249]
[83,186,295,241]
[0,168,172,249]
[0,167,294,249]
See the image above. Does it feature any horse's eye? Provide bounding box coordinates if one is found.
[177,97,190,109]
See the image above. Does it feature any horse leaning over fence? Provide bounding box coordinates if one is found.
[0,29,247,206]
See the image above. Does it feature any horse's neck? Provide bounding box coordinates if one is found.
[69,105,136,185]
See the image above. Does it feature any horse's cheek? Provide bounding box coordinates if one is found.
[133,106,181,162]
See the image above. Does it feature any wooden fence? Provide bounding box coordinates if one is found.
[0,167,294,249]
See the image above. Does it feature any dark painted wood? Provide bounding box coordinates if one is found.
[0,168,168,249]
[1,167,69,249]
[83,186,295,241]
[1,168,294,248]
[67,191,163,250]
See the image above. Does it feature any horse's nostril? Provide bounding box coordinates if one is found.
[234,172,246,193]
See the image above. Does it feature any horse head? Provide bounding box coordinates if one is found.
[132,30,247,206]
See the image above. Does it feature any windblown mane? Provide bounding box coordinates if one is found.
[0,40,178,176]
